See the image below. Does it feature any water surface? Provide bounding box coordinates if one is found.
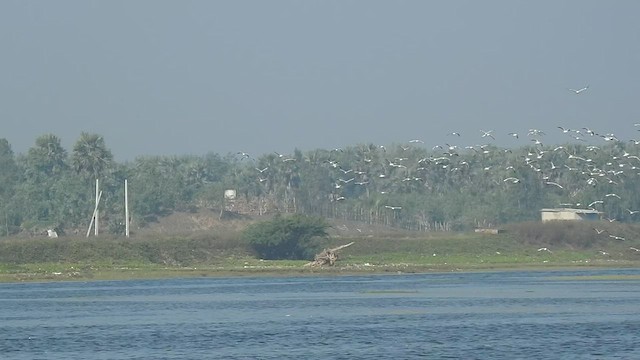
[1,269,639,359]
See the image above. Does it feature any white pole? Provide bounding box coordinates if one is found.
[125,179,129,238]
[86,191,103,237]
[94,179,99,236]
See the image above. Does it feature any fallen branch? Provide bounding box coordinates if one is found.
[305,242,354,267]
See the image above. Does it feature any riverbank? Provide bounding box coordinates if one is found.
[2,221,639,282]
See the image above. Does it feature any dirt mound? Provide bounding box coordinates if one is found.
[135,209,404,237]
[135,209,262,235]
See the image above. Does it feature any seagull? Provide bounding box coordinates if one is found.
[256,167,268,173]
[545,181,563,189]
[338,177,355,184]
[384,205,402,210]
[237,152,251,159]
[447,132,461,137]
[409,139,424,143]
[508,132,519,139]
[568,85,589,94]
[593,228,607,235]
[605,193,621,199]
[588,200,604,207]
[608,234,625,241]
[627,209,640,215]
[480,130,495,140]
[503,177,520,184]
[537,247,552,253]
[629,247,640,252]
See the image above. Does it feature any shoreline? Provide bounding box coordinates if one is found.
[2,260,639,283]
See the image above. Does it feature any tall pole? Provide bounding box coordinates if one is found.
[86,191,103,237]
[125,179,130,238]
[94,179,99,236]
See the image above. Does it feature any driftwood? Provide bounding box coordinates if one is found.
[305,242,354,267]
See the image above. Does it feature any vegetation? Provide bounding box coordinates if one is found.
[0,220,639,282]
[3,132,640,238]
[243,214,329,260]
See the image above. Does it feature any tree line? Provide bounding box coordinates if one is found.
[1,133,639,237]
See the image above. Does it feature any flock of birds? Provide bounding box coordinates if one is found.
[232,85,639,252]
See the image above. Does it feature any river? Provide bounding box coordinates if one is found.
[1,268,639,359]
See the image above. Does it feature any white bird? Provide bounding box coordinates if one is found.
[605,193,621,199]
[384,205,402,210]
[568,85,589,94]
[593,228,607,235]
[480,130,495,140]
[409,139,424,143]
[608,234,625,241]
[508,132,519,139]
[256,167,268,173]
[545,181,563,189]
[537,247,552,253]
[503,177,520,184]
[627,209,640,215]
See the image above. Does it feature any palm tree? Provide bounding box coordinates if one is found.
[71,132,114,181]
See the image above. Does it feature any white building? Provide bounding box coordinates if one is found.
[540,208,602,222]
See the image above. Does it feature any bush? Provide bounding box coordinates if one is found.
[242,214,329,260]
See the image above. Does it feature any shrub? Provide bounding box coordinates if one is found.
[242,214,329,260]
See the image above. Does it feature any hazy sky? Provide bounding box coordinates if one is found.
[2,1,639,161]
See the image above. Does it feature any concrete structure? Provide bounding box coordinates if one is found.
[540,208,602,222]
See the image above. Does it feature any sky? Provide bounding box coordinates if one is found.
[1,1,639,161]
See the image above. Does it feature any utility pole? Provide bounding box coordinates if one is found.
[94,179,99,236]
[125,179,130,238]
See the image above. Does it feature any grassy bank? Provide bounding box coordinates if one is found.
[1,221,640,282]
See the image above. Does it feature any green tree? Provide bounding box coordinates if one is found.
[71,132,114,181]
[25,134,68,178]
[242,214,329,260]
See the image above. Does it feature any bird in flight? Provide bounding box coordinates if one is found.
[384,205,402,210]
[568,85,589,94]
[480,130,495,140]
[545,181,563,189]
